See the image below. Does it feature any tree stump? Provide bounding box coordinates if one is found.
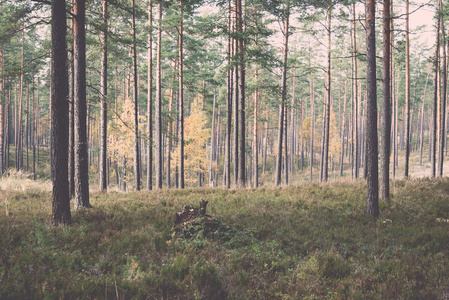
[175,199,209,225]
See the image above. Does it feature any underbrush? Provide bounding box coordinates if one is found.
[1,178,449,299]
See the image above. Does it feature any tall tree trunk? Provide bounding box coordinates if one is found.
[99,0,108,192]
[224,0,232,188]
[132,0,141,190]
[365,0,379,217]
[32,76,36,179]
[51,0,71,225]
[352,2,359,179]
[339,77,348,176]
[68,0,75,197]
[0,46,3,176]
[26,85,29,171]
[74,0,90,209]
[431,1,440,178]
[438,1,446,177]
[404,0,410,177]
[275,4,289,186]
[310,75,314,182]
[178,0,184,189]
[167,63,176,188]
[420,73,430,165]
[237,0,246,188]
[380,0,391,200]
[233,0,239,186]
[147,0,153,190]
[253,66,259,188]
[17,31,24,171]
[209,94,216,185]
[323,5,331,182]
[155,0,163,189]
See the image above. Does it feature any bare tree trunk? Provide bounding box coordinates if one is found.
[404,0,410,177]
[263,109,268,174]
[233,0,239,186]
[310,75,314,182]
[420,73,430,165]
[438,2,446,177]
[155,0,163,189]
[380,0,391,200]
[340,78,348,176]
[147,0,153,190]
[17,32,24,171]
[224,0,232,188]
[166,63,176,188]
[253,68,259,188]
[99,0,108,192]
[68,0,75,197]
[51,0,71,225]
[275,4,289,186]
[131,0,141,190]
[178,0,184,189]
[209,94,216,185]
[237,0,245,188]
[74,0,90,209]
[322,5,331,182]
[431,1,440,178]
[366,0,379,217]
[0,46,3,176]
[32,76,36,179]
[352,2,359,180]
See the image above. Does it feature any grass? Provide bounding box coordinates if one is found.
[1,176,449,299]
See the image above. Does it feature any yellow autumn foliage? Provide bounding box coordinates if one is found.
[173,98,210,186]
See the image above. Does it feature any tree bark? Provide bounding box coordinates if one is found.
[68,0,75,197]
[224,0,232,188]
[51,0,71,225]
[178,0,184,189]
[365,0,379,218]
[147,0,153,190]
[155,0,163,189]
[253,66,259,188]
[380,0,391,200]
[419,73,430,165]
[322,5,331,182]
[0,47,3,176]
[438,1,446,177]
[352,2,359,180]
[339,78,348,176]
[431,1,440,178]
[132,0,141,191]
[404,0,410,177]
[275,4,289,186]
[310,75,314,182]
[73,0,90,209]
[99,0,108,192]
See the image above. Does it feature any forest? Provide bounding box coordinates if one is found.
[1,0,449,298]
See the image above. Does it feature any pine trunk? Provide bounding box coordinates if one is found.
[431,2,440,178]
[404,0,410,177]
[99,0,108,192]
[365,0,379,218]
[132,0,141,190]
[380,0,391,200]
[155,0,163,189]
[51,0,71,225]
[74,0,90,209]
[147,0,153,190]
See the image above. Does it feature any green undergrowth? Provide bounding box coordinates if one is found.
[1,178,449,299]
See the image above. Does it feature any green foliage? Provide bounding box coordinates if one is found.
[2,178,449,298]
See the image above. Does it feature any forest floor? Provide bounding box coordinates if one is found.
[1,162,449,299]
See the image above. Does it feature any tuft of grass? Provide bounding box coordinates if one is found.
[1,178,449,298]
